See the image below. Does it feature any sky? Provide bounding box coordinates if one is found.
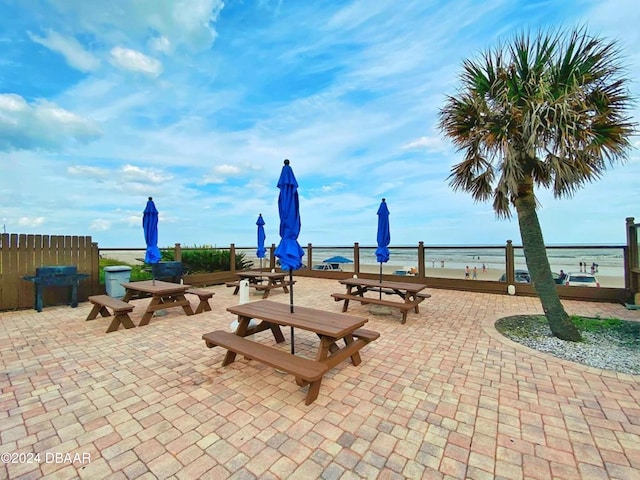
[1,0,639,250]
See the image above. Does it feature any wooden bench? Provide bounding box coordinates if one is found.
[202,330,329,405]
[331,292,421,324]
[253,280,294,298]
[86,295,135,333]
[352,328,381,342]
[186,288,215,314]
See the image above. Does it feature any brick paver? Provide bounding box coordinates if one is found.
[1,277,639,479]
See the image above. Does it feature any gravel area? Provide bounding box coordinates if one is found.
[497,316,640,375]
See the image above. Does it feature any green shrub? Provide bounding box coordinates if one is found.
[161,245,253,273]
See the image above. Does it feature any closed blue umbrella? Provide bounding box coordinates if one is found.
[375,198,390,298]
[274,159,304,353]
[256,214,266,273]
[143,197,161,265]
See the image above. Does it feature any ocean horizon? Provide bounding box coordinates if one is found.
[233,245,627,278]
[100,244,627,279]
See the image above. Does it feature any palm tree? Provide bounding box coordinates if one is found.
[439,27,636,341]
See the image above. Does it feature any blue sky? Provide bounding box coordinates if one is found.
[1,0,638,249]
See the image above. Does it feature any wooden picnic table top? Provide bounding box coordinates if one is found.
[339,278,428,293]
[227,300,368,338]
[121,280,191,295]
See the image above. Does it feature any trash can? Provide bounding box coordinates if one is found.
[104,266,132,299]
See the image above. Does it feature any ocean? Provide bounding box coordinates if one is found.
[272,246,627,278]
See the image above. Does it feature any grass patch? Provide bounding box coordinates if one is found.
[496,314,640,343]
[495,314,640,374]
[495,315,640,344]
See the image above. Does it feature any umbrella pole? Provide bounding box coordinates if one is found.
[289,270,295,354]
[379,262,383,299]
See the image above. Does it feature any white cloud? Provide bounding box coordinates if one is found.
[67,165,109,176]
[18,217,45,227]
[90,219,111,231]
[402,136,445,151]
[0,94,101,151]
[150,36,172,54]
[47,0,223,52]
[321,182,346,192]
[109,47,162,76]
[214,164,242,175]
[28,30,100,72]
[121,165,173,183]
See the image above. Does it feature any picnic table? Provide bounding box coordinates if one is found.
[121,280,195,326]
[202,299,379,405]
[332,278,430,324]
[226,271,292,299]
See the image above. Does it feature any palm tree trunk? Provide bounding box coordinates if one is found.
[514,179,582,341]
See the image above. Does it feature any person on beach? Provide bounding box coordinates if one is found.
[472,266,477,280]
[559,270,566,282]
[482,263,486,273]
[465,266,470,279]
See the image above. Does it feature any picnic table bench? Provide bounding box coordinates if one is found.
[86,294,136,333]
[203,331,329,405]
[202,300,379,405]
[229,271,293,299]
[186,288,214,314]
[333,278,430,324]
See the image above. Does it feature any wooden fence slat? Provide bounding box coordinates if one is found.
[0,233,10,307]
[0,233,101,311]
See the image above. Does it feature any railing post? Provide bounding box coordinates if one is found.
[353,242,360,275]
[418,241,425,278]
[91,242,100,295]
[626,217,637,298]
[174,243,182,261]
[270,243,276,270]
[307,243,313,270]
[505,240,515,285]
[230,243,236,273]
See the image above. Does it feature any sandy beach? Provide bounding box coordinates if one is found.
[336,263,623,288]
[100,250,624,288]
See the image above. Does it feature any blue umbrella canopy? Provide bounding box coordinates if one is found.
[256,214,266,259]
[323,255,353,264]
[143,197,161,264]
[375,198,390,263]
[274,159,304,272]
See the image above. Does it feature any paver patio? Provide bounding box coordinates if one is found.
[1,277,639,479]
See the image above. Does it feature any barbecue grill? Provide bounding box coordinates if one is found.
[22,265,89,312]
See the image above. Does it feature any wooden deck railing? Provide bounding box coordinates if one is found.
[2,221,638,311]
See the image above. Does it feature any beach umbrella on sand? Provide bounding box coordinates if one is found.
[256,214,266,273]
[375,198,390,299]
[323,255,353,264]
[274,159,304,354]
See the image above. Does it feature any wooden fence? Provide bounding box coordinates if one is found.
[0,234,101,311]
